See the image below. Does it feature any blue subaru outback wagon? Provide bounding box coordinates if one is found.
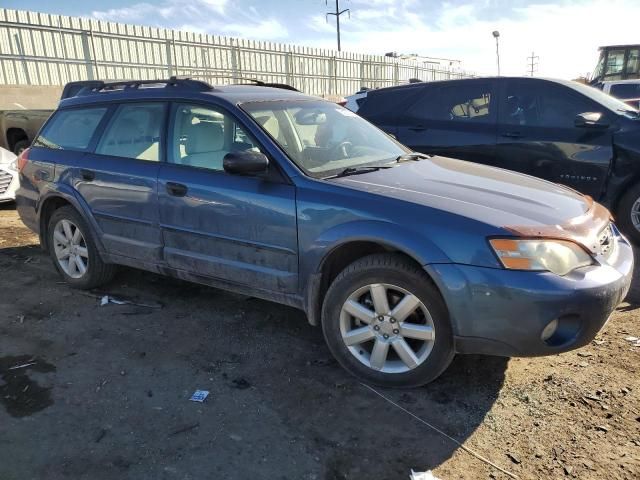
[16,78,633,387]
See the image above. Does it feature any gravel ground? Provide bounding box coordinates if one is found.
[0,203,638,480]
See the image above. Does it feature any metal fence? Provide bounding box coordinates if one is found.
[0,8,473,97]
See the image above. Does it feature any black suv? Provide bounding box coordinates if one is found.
[357,77,640,241]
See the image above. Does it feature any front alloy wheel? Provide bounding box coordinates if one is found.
[322,254,454,387]
[340,283,435,373]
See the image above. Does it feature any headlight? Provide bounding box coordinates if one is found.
[489,238,593,276]
[7,159,18,172]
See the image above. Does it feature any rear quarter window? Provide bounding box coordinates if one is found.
[357,85,424,123]
[33,107,107,151]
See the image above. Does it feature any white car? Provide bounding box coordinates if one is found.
[0,147,18,203]
[600,80,640,110]
[344,88,371,112]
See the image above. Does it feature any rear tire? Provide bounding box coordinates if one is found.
[616,183,640,244]
[47,206,116,289]
[13,139,29,156]
[321,253,454,388]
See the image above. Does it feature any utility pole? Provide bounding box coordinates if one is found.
[492,31,500,76]
[326,0,350,51]
[527,51,539,76]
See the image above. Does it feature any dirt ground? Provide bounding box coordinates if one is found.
[0,203,638,480]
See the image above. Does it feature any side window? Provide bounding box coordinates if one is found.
[503,83,592,128]
[96,103,165,161]
[170,104,261,171]
[34,107,107,151]
[409,84,493,122]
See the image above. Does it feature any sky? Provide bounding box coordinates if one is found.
[3,0,640,79]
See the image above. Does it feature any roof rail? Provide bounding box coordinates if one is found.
[60,77,214,100]
[231,77,299,91]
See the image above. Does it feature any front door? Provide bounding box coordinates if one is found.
[158,102,298,293]
[495,79,613,198]
[74,102,166,261]
[395,80,498,165]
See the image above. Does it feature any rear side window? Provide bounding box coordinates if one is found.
[34,107,107,151]
[408,83,494,123]
[96,103,165,161]
[610,83,640,99]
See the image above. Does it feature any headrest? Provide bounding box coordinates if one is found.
[185,121,224,155]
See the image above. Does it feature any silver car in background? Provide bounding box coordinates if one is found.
[0,147,18,203]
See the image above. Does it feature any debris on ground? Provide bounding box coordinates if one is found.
[189,390,210,403]
[169,423,200,436]
[623,336,640,346]
[99,295,162,309]
[410,470,442,480]
[231,377,251,390]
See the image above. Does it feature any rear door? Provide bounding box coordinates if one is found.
[495,79,613,198]
[158,102,298,293]
[77,102,166,262]
[394,80,498,164]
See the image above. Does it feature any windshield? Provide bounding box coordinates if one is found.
[568,82,639,118]
[241,100,409,177]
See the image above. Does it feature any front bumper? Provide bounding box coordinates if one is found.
[426,233,634,357]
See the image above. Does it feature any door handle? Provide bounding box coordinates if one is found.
[80,169,95,181]
[166,182,188,197]
[409,125,428,132]
[501,131,524,139]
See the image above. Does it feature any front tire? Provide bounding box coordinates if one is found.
[616,183,640,244]
[47,206,116,289]
[321,254,454,388]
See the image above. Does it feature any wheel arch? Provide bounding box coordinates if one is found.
[303,223,450,326]
[38,189,106,256]
[6,127,28,152]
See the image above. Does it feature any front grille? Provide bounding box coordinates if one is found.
[0,170,13,195]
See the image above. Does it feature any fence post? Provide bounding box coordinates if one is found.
[80,30,94,80]
[165,39,174,77]
[285,51,292,86]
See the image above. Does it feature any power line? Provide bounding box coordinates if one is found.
[326,0,350,51]
[527,51,539,76]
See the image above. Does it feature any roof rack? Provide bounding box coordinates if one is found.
[60,77,214,100]
[231,78,299,91]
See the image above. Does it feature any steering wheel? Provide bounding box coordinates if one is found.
[331,141,354,159]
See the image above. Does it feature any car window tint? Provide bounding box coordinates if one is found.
[610,83,640,99]
[170,104,261,171]
[96,103,164,161]
[34,107,107,151]
[503,83,592,128]
[409,84,493,122]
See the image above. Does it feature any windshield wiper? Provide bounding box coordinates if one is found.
[327,165,394,178]
[395,152,432,163]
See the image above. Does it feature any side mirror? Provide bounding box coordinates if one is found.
[575,112,609,129]
[223,151,269,176]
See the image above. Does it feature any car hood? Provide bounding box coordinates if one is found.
[0,147,16,165]
[330,156,599,232]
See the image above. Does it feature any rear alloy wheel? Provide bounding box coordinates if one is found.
[53,219,89,279]
[616,183,640,244]
[322,254,454,387]
[48,206,116,289]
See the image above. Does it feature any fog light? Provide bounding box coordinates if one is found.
[541,319,559,342]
